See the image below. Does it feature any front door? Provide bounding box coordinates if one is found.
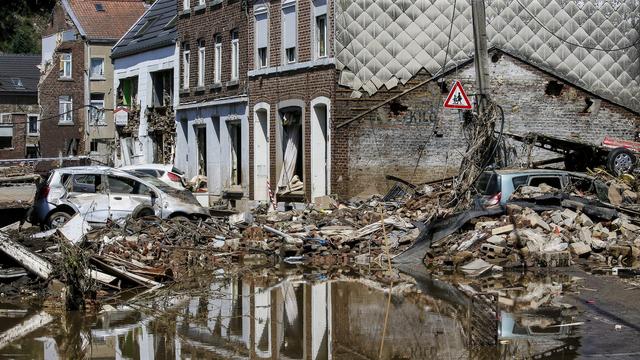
[106,175,154,221]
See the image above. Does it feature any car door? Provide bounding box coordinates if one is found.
[64,174,110,224]
[107,175,154,220]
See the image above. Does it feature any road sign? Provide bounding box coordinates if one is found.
[444,80,472,109]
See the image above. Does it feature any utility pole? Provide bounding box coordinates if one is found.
[471,0,490,114]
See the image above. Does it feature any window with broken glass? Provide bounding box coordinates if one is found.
[90,93,105,125]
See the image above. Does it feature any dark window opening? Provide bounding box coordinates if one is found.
[491,52,502,63]
[389,100,408,117]
[279,108,303,192]
[90,140,98,152]
[117,77,138,107]
[0,137,11,149]
[545,80,564,96]
[151,70,173,107]
[26,146,38,158]
[581,97,600,114]
[135,16,158,38]
[438,80,449,94]
[95,3,104,11]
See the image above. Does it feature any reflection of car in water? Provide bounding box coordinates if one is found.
[31,166,210,229]
[499,311,575,339]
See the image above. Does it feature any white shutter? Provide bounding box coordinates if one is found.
[255,13,268,49]
[313,0,326,16]
[283,5,296,50]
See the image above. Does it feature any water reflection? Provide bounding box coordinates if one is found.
[0,270,582,359]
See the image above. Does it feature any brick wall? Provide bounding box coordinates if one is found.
[247,0,337,201]
[177,0,248,103]
[39,40,86,157]
[335,51,640,198]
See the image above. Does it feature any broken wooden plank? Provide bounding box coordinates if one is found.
[491,224,514,235]
[0,311,55,350]
[0,225,52,279]
[90,256,160,288]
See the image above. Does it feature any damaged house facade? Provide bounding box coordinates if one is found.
[0,54,41,159]
[111,0,179,166]
[174,0,249,205]
[39,0,146,162]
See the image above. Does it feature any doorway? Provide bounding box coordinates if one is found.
[254,108,269,201]
[195,125,207,176]
[278,108,303,194]
[228,122,242,186]
[311,101,329,200]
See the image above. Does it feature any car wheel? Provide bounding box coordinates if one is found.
[607,148,636,175]
[47,211,73,229]
[132,205,155,219]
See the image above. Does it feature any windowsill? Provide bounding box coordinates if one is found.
[90,76,106,81]
[208,0,222,8]
[58,77,73,81]
[193,4,206,12]
[0,148,15,151]
[209,82,222,90]
[58,122,75,126]
[91,123,107,127]
[195,86,206,92]
[179,88,190,95]
[27,133,39,136]
[248,57,335,77]
[226,79,239,87]
[179,8,191,17]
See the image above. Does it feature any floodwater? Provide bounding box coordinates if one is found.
[0,268,585,359]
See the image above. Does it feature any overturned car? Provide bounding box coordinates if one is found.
[30,166,210,229]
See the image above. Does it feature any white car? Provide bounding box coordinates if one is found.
[119,164,186,190]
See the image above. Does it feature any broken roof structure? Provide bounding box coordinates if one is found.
[335,0,640,112]
[62,0,147,41]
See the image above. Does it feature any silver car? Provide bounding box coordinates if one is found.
[31,166,210,228]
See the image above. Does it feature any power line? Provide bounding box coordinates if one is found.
[4,104,113,126]
[514,0,640,52]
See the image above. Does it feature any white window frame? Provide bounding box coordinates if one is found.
[60,53,72,78]
[27,114,39,135]
[59,96,73,124]
[90,57,104,79]
[182,46,190,89]
[0,113,11,125]
[255,8,269,69]
[231,31,239,80]
[282,1,297,64]
[214,36,222,83]
[198,40,205,87]
[198,0,205,5]
[183,0,190,10]
[90,94,105,125]
[315,14,327,59]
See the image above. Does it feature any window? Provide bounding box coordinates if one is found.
[197,39,205,87]
[59,96,73,123]
[107,176,149,195]
[528,176,562,189]
[72,174,101,193]
[60,53,72,78]
[0,114,10,124]
[198,0,205,5]
[90,140,98,152]
[231,30,239,80]
[512,176,528,191]
[27,114,39,135]
[135,16,158,38]
[183,0,190,10]
[182,43,190,89]
[95,3,104,11]
[90,58,104,79]
[0,137,11,149]
[282,2,297,63]
[315,14,327,58]
[214,35,222,83]
[255,10,268,68]
[90,93,105,125]
[151,70,173,107]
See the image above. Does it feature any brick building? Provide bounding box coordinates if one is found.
[247,0,335,203]
[174,0,249,205]
[0,54,41,160]
[39,0,146,161]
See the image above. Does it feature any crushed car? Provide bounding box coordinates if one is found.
[30,166,210,229]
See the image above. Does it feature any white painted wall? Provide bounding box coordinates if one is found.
[112,45,178,166]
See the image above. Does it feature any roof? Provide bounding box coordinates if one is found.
[111,0,177,59]
[336,0,640,113]
[0,54,40,94]
[65,0,147,41]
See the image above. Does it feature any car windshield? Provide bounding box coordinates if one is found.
[124,171,177,192]
[475,172,499,195]
[171,167,185,175]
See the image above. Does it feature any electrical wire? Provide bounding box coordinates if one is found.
[514,0,640,52]
[3,104,110,126]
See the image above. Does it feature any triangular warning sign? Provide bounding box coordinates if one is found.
[444,80,472,109]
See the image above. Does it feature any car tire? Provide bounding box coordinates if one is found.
[607,148,636,175]
[132,205,155,219]
[46,211,73,229]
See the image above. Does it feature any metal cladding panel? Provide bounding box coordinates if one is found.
[335,0,640,112]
